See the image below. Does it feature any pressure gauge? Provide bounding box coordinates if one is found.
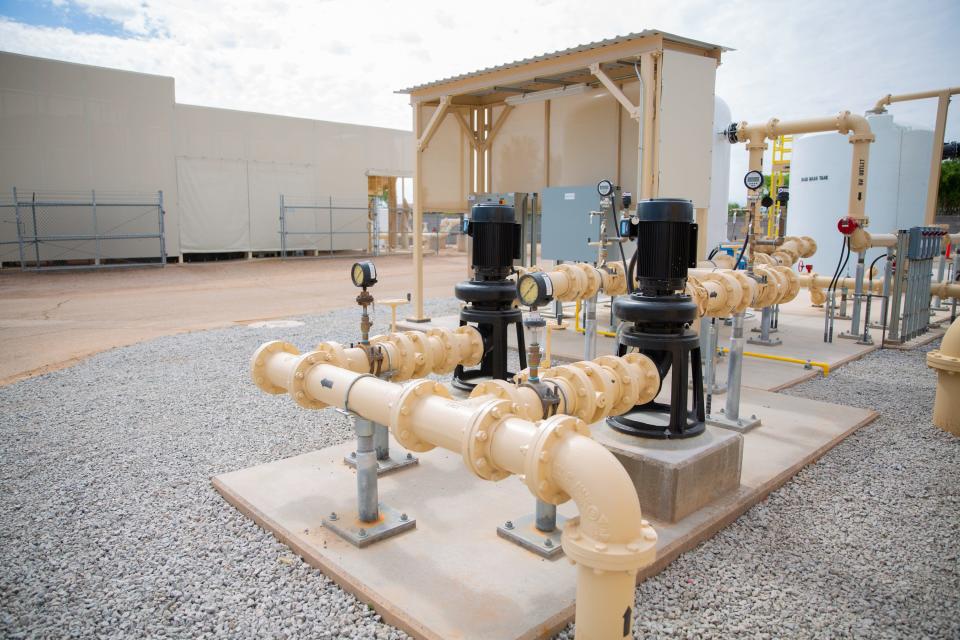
[517,272,553,307]
[597,179,614,198]
[351,261,377,288]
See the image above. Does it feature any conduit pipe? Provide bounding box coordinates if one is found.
[311,326,484,382]
[928,317,960,436]
[252,341,658,639]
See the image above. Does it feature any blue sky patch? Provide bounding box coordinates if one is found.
[0,0,128,37]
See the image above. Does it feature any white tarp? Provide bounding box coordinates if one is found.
[176,157,250,252]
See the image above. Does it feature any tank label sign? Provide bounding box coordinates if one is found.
[799,175,829,182]
[564,192,576,200]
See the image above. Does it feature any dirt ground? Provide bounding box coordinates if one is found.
[0,254,468,386]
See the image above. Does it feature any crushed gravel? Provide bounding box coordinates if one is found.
[2,300,957,639]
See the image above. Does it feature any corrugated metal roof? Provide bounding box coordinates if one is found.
[396,30,730,94]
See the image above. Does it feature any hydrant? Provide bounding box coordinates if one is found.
[927,317,960,436]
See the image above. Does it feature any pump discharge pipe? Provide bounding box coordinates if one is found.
[252,342,658,639]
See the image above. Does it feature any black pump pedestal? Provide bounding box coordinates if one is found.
[452,202,526,391]
[607,198,705,439]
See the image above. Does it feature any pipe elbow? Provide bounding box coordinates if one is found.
[839,111,875,143]
[548,425,657,572]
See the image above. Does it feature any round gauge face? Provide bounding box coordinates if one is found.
[351,263,365,287]
[597,179,614,197]
[518,274,541,306]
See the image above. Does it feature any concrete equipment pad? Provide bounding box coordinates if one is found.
[213,389,876,640]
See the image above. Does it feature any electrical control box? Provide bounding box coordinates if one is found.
[541,186,631,263]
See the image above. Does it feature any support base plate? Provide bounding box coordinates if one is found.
[747,336,781,346]
[496,512,567,559]
[706,410,762,433]
[323,503,415,548]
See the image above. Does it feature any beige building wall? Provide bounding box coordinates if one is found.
[0,52,414,261]
[0,52,179,261]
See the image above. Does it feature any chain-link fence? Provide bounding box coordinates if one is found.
[0,189,166,270]
[279,194,466,259]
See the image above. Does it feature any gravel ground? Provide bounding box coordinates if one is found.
[1,301,957,639]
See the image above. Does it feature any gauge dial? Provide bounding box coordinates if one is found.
[517,272,552,307]
[351,261,377,288]
[597,179,614,197]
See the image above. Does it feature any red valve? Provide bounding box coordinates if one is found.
[806,264,813,273]
[837,217,859,235]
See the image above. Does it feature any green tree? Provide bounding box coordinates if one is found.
[939,159,960,213]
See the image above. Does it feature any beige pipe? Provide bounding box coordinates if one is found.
[872,87,960,113]
[687,265,797,316]
[847,227,897,253]
[737,113,875,235]
[927,317,960,436]
[310,326,483,382]
[473,352,660,423]
[930,281,960,300]
[521,262,628,301]
[251,342,658,638]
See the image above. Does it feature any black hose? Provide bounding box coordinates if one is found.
[708,245,720,260]
[609,192,633,293]
[732,214,752,271]
[867,253,886,287]
[827,237,849,295]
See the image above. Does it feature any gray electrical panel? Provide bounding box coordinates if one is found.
[541,185,627,263]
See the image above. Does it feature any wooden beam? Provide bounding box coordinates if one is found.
[452,110,481,150]
[482,104,514,150]
[417,95,451,153]
[590,63,640,119]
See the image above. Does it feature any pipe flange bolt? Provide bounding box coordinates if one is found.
[546,364,597,423]
[390,379,449,452]
[288,353,328,410]
[592,355,637,416]
[570,360,615,423]
[405,331,431,379]
[313,341,350,369]
[463,398,514,481]
[928,350,960,374]
[561,518,657,573]
[251,341,299,394]
[524,414,591,504]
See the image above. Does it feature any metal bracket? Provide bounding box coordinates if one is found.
[323,503,415,548]
[343,450,419,475]
[496,512,567,559]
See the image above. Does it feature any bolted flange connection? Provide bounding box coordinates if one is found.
[251,341,301,395]
[389,379,451,453]
[561,517,658,573]
[462,398,515,481]
[523,415,592,504]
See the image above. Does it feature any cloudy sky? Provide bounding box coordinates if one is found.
[1,0,958,201]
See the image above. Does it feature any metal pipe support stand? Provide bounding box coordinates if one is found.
[835,288,851,320]
[707,312,761,433]
[344,421,419,475]
[325,415,415,547]
[698,318,726,395]
[583,294,598,361]
[747,305,782,346]
[497,499,567,559]
[840,253,867,340]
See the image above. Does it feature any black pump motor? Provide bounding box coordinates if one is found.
[608,198,705,439]
[453,203,526,391]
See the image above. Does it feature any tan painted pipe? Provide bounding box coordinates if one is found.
[930,281,960,300]
[251,342,658,639]
[847,227,897,253]
[309,326,484,383]
[687,266,796,316]
[519,262,628,301]
[928,317,960,435]
[473,352,660,422]
[737,113,874,235]
[798,273,883,306]
[872,87,960,113]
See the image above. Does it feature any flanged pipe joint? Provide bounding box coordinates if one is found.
[928,317,960,436]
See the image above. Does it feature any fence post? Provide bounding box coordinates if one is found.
[279,194,286,259]
[31,191,40,268]
[13,187,25,270]
[157,190,167,266]
[92,189,101,266]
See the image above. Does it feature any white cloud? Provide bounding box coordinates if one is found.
[1,0,958,202]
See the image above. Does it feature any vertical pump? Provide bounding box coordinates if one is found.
[453,202,527,390]
[608,198,706,438]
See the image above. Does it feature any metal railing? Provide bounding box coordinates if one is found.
[0,189,166,270]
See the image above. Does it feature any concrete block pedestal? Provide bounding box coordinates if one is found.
[592,423,743,523]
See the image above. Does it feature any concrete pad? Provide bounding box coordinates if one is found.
[592,424,743,523]
[213,388,876,640]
